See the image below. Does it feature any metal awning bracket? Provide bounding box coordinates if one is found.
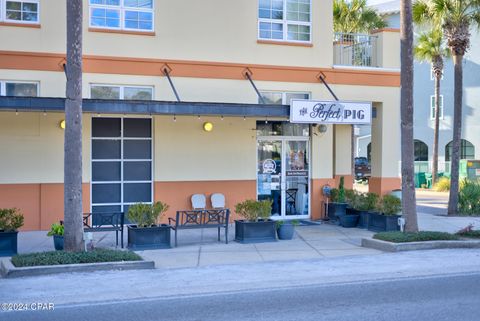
[243,68,265,104]
[161,64,181,102]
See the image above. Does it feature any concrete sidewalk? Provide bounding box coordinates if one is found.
[15,211,480,269]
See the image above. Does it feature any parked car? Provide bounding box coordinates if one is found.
[355,157,371,181]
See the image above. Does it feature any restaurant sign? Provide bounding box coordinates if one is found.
[290,99,372,125]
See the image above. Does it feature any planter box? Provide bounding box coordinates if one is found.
[339,214,359,228]
[277,223,295,240]
[367,213,400,232]
[327,202,347,220]
[53,235,64,251]
[235,220,276,243]
[127,224,171,250]
[357,211,370,228]
[0,231,18,257]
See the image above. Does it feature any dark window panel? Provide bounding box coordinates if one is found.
[124,183,151,203]
[124,118,152,138]
[92,118,121,137]
[92,161,121,181]
[124,140,151,159]
[124,161,151,181]
[92,140,121,159]
[92,183,121,203]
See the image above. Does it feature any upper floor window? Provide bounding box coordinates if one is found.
[0,0,39,23]
[258,0,311,43]
[89,0,153,32]
[259,91,310,104]
[0,81,39,96]
[91,84,153,100]
[430,95,444,120]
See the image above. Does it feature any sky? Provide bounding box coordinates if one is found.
[367,0,393,5]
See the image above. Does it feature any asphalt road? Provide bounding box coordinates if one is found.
[6,272,480,321]
[416,191,448,215]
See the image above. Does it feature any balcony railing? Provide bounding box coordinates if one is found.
[333,32,378,67]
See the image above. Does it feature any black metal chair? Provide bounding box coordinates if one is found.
[83,212,125,248]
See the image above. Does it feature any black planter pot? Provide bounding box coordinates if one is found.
[367,212,401,232]
[327,202,348,220]
[339,214,359,228]
[235,220,276,243]
[357,211,370,229]
[53,235,64,251]
[277,223,295,240]
[0,231,18,257]
[127,224,171,250]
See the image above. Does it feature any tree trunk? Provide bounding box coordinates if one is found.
[400,0,418,232]
[64,0,84,252]
[431,74,441,185]
[447,54,463,215]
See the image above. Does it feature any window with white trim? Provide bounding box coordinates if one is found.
[430,95,444,119]
[0,81,39,96]
[258,0,311,42]
[91,84,153,100]
[89,0,154,31]
[259,91,310,104]
[0,0,39,23]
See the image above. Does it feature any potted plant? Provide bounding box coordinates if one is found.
[340,190,360,227]
[127,201,171,250]
[47,222,64,251]
[327,176,348,220]
[234,199,276,243]
[0,208,24,256]
[358,192,379,229]
[276,219,299,240]
[368,195,402,232]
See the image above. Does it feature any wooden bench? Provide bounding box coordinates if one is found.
[83,212,125,248]
[169,209,230,247]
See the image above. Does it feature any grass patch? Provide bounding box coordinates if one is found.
[457,230,480,239]
[373,231,459,243]
[11,248,142,267]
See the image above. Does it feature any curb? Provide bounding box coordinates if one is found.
[361,238,480,252]
[0,258,155,278]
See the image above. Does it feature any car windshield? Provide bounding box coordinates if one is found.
[355,158,368,166]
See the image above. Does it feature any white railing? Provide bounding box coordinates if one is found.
[333,32,378,67]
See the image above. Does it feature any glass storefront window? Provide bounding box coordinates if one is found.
[256,121,309,137]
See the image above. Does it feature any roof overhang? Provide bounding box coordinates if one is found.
[0,96,289,117]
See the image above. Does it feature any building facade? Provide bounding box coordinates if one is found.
[0,0,401,230]
[366,0,480,174]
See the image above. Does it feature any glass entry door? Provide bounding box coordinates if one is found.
[257,139,310,218]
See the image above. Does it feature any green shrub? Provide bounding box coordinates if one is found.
[363,193,380,211]
[373,231,459,243]
[457,230,480,239]
[127,201,169,227]
[47,223,64,236]
[337,176,346,203]
[235,199,272,222]
[11,248,142,267]
[434,177,450,192]
[276,219,300,228]
[0,208,24,232]
[377,195,401,216]
[458,179,480,215]
[329,188,339,202]
[345,189,356,205]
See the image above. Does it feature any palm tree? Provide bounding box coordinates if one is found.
[414,29,449,186]
[64,0,85,252]
[333,0,387,33]
[401,0,419,232]
[413,0,480,215]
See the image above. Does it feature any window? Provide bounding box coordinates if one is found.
[414,139,429,161]
[430,95,444,119]
[91,117,153,215]
[1,0,39,23]
[258,0,311,42]
[445,140,475,162]
[89,0,153,31]
[91,85,153,100]
[0,81,38,96]
[259,91,310,104]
